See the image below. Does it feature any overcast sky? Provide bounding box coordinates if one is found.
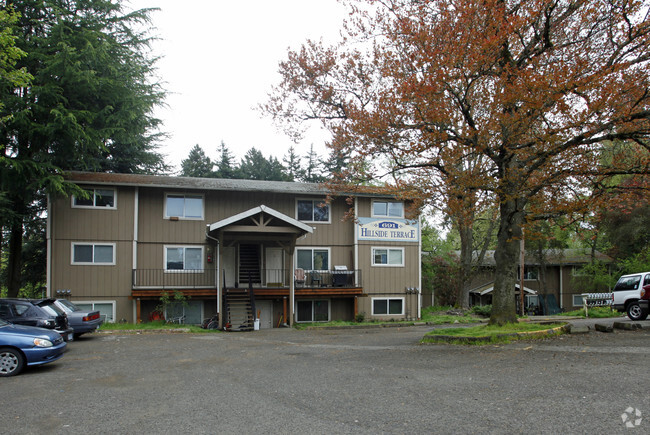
[126,0,347,172]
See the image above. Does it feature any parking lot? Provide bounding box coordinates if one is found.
[1,322,649,434]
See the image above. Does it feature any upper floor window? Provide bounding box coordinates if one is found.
[297,199,330,223]
[518,267,539,280]
[72,243,115,265]
[296,248,330,271]
[73,188,116,209]
[372,201,403,218]
[165,194,203,219]
[165,246,203,271]
[372,247,404,267]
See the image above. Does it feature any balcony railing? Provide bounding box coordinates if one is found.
[132,269,217,289]
[132,269,362,289]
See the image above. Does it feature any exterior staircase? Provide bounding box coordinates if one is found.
[239,244,261,285]
[223,288,255,331]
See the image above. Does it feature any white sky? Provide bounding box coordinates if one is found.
[126,0,347,173]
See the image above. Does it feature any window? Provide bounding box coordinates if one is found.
[573,294,585,307]
[296,248,330,271]
[372,201,404,218]
[73,188,116,209]
[165,194,203,219]
[72,243,115,265]
[372,298,404,316]
[372,247,404,267]
[73,301,115,323]
[518,267,538,280]
[296,300,329,322]
[165,246,203,271]
[165,300,203,325]
[297,199,330,223]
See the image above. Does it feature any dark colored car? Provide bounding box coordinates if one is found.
[638,284,650,319]
[0,318,66,376]
[53,299,103,338]
[0,299,74,341]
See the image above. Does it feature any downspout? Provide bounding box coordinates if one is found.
[418,214,422,319]
[133,188,139,323]
[354,197,359,285]
[46,194,52,298]
[205,230,221,316]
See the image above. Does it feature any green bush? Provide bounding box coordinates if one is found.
[470,305,492,317]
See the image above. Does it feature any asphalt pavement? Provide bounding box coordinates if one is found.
[1,317,648,434]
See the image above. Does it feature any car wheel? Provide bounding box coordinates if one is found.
[627,302,648,321]
[0,347,25,377]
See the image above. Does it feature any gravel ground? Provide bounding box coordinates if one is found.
[1,318,648,434]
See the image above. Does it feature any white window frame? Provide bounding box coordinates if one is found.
[296,198,331,224]
[71,242,116,265]
[295,299,331,323]
[71,300,116,323]
[572,294,585,307]
[164,193,204,220]
[371,200,404,218]
[164,245,204,272]
[371,297,405,316]
[72,188,117,209]
[295,247,331,271]
[371,247,405,267]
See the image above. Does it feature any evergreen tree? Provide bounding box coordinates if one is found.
[180,145,213,177]
[303,144,324,183]
[0,0,166,297]
[239,147,285,181]
[214,141,239,179]
[282,146,304,181]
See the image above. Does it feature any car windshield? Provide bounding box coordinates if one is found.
[57,299,81,312]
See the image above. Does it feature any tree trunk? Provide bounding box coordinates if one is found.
[458,224,473,308]
[6,219,23,298]
[489,195,525,325]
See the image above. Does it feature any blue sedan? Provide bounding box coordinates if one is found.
[0,318,66,377]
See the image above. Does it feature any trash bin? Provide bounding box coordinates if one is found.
[254,319,260,330]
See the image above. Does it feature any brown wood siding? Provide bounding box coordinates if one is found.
[50,188,135,313]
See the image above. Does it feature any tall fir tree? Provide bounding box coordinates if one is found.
[282,146,304,181]
[180,145,213,177]
[0,0,166,297]
[214,141,239,179]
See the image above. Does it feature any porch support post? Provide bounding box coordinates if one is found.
[289,251,295,326]
[354,296,358,320]
[283,297,287,326]
[136,298,141,324]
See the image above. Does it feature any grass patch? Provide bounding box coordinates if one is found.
[558,307,620,318]
[422,322,567,345]
[98,321,218,333]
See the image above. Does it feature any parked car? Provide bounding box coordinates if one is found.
[0,299,75,341]
[611,272,650,321]
[0,318,66,376]
[53,299,103,338]
[638,284,650,319]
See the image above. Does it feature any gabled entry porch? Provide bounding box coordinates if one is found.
[207,205,314,327]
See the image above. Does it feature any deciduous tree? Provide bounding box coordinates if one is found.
[265,0,650,324]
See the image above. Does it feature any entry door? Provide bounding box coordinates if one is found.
[222,246,236,287]
[265,247,284,285]
[256,300,273,329]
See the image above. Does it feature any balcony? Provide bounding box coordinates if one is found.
[132,269,362,291]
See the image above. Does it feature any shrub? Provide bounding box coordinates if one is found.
[470,305,492,317]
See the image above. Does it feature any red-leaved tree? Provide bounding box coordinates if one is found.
[264,0,650,324]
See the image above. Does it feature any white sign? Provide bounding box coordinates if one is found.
[357,218,419,242]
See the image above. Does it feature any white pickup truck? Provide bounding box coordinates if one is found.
[611,272,650,321]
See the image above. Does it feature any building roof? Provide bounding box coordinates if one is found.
[64,171,393,198]
[465,248,613,266]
